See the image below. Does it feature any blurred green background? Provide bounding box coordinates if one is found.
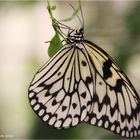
[0,0,140,139]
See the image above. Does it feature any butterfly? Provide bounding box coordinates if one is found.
[28,4,140,138]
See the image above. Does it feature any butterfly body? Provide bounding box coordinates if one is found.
[29,28,140,138]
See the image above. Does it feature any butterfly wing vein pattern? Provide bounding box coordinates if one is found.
[29,40,140,137]
[83,41,140,137]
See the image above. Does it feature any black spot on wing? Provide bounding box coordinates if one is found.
[98,103,104,112]
[99,81,103,85]
[39,83,52,90]
[81,92,87,99]
[120,114,125,122]
[110,105,117,116]
[62,106,67,112]
[52,99,57,106]
[103,59,112,80]
[72,103,77,109]
[93,93,99,102]
[86,76,92,84]
[102,94,110,105]
[81,60,87,66]
[57,72,61,76]
[114,79,123,92]
[81,106,86,111]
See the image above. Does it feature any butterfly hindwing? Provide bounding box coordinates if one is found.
[83,40,140,137]
[28,43,93,129]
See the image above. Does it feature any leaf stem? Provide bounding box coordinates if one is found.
[47,0,66,40]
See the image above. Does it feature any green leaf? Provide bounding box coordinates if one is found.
[48,32,62,58]
[60,0,81,22]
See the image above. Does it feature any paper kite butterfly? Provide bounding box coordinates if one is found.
[28,3,140,138]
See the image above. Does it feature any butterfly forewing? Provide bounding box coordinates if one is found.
[83,40,140,137]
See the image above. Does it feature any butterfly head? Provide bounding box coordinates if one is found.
[67,27,84,43]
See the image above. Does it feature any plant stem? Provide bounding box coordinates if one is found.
[47,0,66,40]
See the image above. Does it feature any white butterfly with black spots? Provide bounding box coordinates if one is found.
[28,27,140,138]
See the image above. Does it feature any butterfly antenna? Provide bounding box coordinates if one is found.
[69,4,83,29]
[80,3,84,30]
